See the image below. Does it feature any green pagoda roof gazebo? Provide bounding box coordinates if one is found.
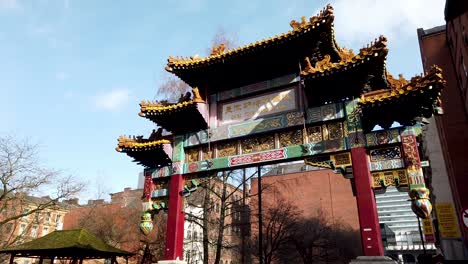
[0,229,133,264]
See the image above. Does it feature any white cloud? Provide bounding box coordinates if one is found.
[330,0,445,47]
[55,72,69,80]
[93,89,131,112]
[0,0,19,9]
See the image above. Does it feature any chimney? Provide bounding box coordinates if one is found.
[87,199,105,205]
[64,198,79,205]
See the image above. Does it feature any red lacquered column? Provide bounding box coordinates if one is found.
[351,147,384,256]
[165,174,185,260]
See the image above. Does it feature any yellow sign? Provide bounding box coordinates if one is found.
[435,203,461,238]
[221,88,296,124]
[422,218,435,242]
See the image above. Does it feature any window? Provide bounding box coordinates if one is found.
[45,212,51,222]
[19,224,26,234]
[34,212,40,222]
[31,226,38,238]
[42,227,49,236]
[55,214,61,223]
[193,231,198,240]
[21,209,30,219]
[5,223,12,233]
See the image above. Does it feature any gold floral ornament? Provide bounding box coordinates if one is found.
[301,35,388,76]
[115,135,170,152]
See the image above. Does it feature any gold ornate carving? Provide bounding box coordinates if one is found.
[387,73,409,88]
[360,65,445,105]
[217,142,237,157]
[304,156,333,169]
[290,16,308,30]
[186,148,200,163]
[322,124,329,140]
[115,135,170,152]
[210,43,226,56]
[202,146,213,160]
[327,122,344,140]
[371,170,408,189]
[167,4,334,69]
[241,134,275,154]
[307,126,322,143]
[301,35,388,76]
[191,87,205,103]
[331,152,352,166]
[279,130,303,148]
[338,47,355,61]
[290,4,333,30]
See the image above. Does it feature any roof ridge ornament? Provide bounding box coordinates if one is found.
[387,73,409,88]
[359,65,445,105]
[166,4,335,71]
[301,36,388,76]
[115,132,170,152]
[210,43,226,56]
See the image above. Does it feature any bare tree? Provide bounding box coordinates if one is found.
[184,168,255,264]
[0,135,84,249]
[157,28,238,102]
[70,198,167,263]
[291,213,361,263]
[156,74,191,103]
[250,198,302,264]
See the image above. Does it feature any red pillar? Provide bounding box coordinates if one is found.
[165,174,185,260]
[351,147,384,256]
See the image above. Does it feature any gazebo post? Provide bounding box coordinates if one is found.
[79,257,84,264]
[50,256,55,264]
[38,256,44,264]
[9,253,15,264]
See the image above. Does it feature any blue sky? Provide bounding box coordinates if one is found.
[0,0,445,201]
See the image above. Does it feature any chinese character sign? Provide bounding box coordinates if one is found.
[221,88,297,124]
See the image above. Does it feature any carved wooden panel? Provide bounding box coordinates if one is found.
[201,145,213,160]
[370,146,402,161]
[186,148,200,162]
[279,129,303,147]
[307,126,322,143]
[241,134,275,154]
[328,122,344,140]
[217,141,237,157]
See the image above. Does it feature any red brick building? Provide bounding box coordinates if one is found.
[417,0,468,259]
[63,188,147,261]
[251,167,360,230]
[250,164,362,262]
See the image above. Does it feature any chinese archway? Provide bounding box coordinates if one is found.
[116,4,444,262]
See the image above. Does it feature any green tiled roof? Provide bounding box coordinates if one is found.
[0,229,132,258]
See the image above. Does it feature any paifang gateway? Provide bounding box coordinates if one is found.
[115,4,445,262]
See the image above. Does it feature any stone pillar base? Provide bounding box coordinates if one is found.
[349,256,397,264]
[157,260,187,264]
